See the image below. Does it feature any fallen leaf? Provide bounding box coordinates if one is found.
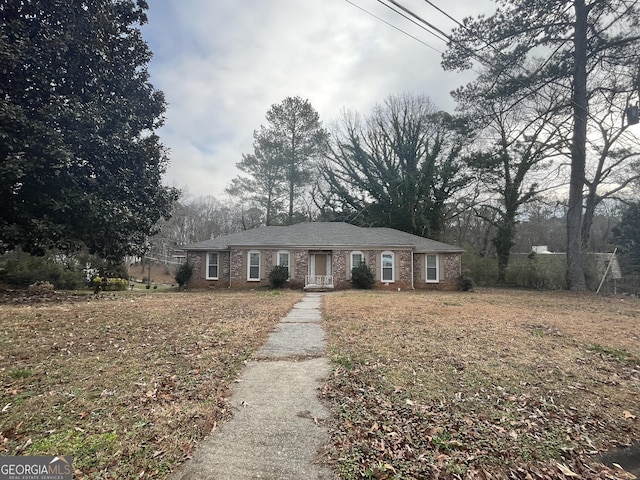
[623,410,636,420]
[556,462,579,477]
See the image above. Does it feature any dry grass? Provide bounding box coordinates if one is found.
[0,289,302,478]
[322,288,640,479]
[3,287,639,479]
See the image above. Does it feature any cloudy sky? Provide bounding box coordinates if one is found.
[141,0,496,200]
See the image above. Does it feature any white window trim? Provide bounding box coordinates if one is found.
[277,250,291,279]
[350,251,364,277]
[426,254,440,283]
[206,252,219,280]
[248,251,261,281]
[381,251,395,283]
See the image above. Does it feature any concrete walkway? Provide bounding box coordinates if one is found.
[170,293,334,480]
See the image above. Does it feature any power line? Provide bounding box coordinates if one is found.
[345,0,640,174]
[373,0,639,143]
[385,0,450,41]
[421,0,464,29]
[343,0,443,54]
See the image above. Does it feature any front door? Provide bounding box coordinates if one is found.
[310,254,332,276]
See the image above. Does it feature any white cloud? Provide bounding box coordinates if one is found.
[142,0,496,199]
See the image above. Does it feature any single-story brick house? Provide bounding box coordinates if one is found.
[181,222,463,290]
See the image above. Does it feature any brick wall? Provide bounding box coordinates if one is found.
[187,248,462,291]
[186,251,231,289]
[412,252,461,291]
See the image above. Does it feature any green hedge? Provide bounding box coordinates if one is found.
[0,254,84,290]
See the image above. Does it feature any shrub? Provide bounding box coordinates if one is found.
[0,251,84,290]
[460,251,498,286]
[268,265,289,288]
[506,253,566,290]
[457,275,475,291]
[351,263,375,289]
[175,262,194,290]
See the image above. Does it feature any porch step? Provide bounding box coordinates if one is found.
[303,285,334,292]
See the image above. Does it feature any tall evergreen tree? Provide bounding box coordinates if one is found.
[226,134,285,226]
[226,96,327,225]
[0,0,178,260]
[265,96,328,224]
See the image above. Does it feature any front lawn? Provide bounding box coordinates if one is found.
[322,289,640,479]
[2,287,638,479]
[0,289,303,478]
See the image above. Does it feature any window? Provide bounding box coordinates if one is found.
[206,252,219,279]
[350,251,364,275]
[248,251,261,281]
[381,251,394,282]
[277,250,290,279]
[426,254,439,282]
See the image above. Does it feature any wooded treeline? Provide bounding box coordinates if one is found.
[154,0,640,290]
[1,0,639,290]
[154,84,639,285]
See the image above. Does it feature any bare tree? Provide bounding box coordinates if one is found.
[454,79,568,282]
[443,0,640,290]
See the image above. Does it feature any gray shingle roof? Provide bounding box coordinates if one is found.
[182,222,463,253]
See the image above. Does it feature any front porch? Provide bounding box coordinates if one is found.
[304,275,334,291]
[304,251,334,291]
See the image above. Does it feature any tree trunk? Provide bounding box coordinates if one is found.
[288,134,296,224]
[566,0,588,291]
[581,183,598,250]
[494,216,516,284]
[266,189,273,226]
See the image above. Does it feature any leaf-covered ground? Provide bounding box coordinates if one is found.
[322,289,640,479]
[0,289,302,479]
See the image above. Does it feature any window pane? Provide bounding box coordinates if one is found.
[249,253,260,279]
[426,255,437,281]
[352,253,363,267]
[207,253,218,278]
[278,253,289,277]
[382,254,393,281]
[208,265,218,278]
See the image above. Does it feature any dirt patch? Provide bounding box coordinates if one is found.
[322,288,640,479]
[0,290,303,478]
